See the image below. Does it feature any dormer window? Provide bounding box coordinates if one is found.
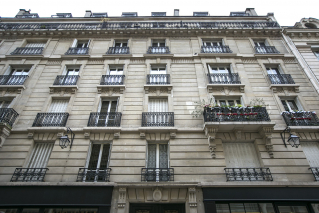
[152,12,166,16]
[193,12,209,16]
[91,13,108,18]
[230,12,249,16]
[122,12,137,17]
[51,13,72,18]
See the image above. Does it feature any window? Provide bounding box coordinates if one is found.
[146,143,169,181]
[150,65,168,84]
[10,68,29,76]
[0,67,30,85]
[70,39,90,54]
[122,12,137,17]
[203,40,224,47]
[152,40,165,47]
[208,65,231,74]
[49,99,69,112]
[301,142,319,167]
[91,13,108,17]
[216,203,275,213]
[281,99,302,112]
[28,143,54,168]
[25,42,46,48]
[208,65,233,83]
[230,12,249,16]
[254,41,267,47]
[114,41,128,47]
[0,100,11,108]
[223,143,260,168]
[266,67,281,75]
[254,40,279,54]
[109,66,124,75]
[84,143,111,182]
[152,12,166,16]
[215,99,241,107]
[193,12,209,16]
[149,99,168,112]
[97,99,118,126]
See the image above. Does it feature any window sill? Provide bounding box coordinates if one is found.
[61,54,90,59]
[143,53,174,58]
[269,84,300,93]
[207,84,245,94]
[102,54,132,58]
[144,84,172,94]
[6,54,44,59]
[254,53,285,58]
[49,85,78,94]
[198,53,237,57]
[97,85,125,94]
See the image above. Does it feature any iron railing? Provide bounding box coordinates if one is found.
[0,75,28,85]
[106,47,130,54]
[0,108,19,127]
[15,14,39,18]
[309,167,319,181]
[76,168,111,182]
[87,112,122,127]
[268,74,295,84]
[203,107,271,122]
[255,46,280,54]
[224,168,273,181]
[147,46,170,54]
[201,45,232,53]
[32,113,69,127]
[0,21,280,30]
[207,73,241,84]
[53,75,79,85]
[142,112,174,127]
[65,47,89,55]
[10,168,48,182]
[141,168,174,182]
[281,111,319,126]
[146,74,170,84]
[100,75,125,85]
[11,47,43,55]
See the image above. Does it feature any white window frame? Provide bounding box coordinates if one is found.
[208,65,231,74]
[215,99,242,107]
[280,98,303,112]
[97,98,119,126]
[9,68,30,76]
[27,142,54,168]
[202,39,224,47]
[114,41,128,47]
[71,39,90,48]
[152,40,166,47]
[0,99,12,108]
[108,65,124,75]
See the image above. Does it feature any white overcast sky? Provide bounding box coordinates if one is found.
[0,0,318,26]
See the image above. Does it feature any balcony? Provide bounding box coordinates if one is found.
[142,112,174,127]
[106,47,130,54]
[10,168,48,182]
[201,45,232,53]
[281,111,319,126]
[147,46,170,54]
[76,168,111,182]
[32,113,69,127]
[208,73,240,84]
[10,47,43,55]
[309,167,319,181]
[15,14,39,18]
[147,74,170,85]
[100,75,125,85]
[0,75,28,85]
[87,112,122,127]
[224,168,273,181]
[53,75,79,85]
[65,47,89,55]
[255,46,280,54]
[141,168,174,182]
[0,108,19,127]
[268,74,295,84]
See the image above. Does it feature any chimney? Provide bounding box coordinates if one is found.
[245,8,257,16]
[174,9,179,16]
[84,10,92,17]
[17,9,27,16]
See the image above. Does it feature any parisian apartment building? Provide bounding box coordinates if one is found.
[0,8,319,213]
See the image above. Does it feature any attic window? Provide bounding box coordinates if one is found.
[152,12,166,16]
[91,13,108,18]
[122,12,137,17]
[193,12,209,16]
[305,23,317,29]
[230,12,249,16]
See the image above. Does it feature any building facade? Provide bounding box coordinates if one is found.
[0,8,319,213]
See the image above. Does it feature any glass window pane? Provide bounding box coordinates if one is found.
[258,203,275,213]
[216,204,230,213]
[21,209,40,213]
[311,204,319,213]
[0,209,18,213]
[220,100,226,106]
[228,101,235,106]
[99,144,110,169]
[288,100,298,111]
[230,203,245,213]
[88,144,101,168]
[278,206,308,213]
[245,203,260,213]
[281,100,289,111]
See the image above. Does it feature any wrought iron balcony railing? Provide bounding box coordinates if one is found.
[224,168,273,181]
[207,73,241,84]
[11,47,43,55]
[141,168,174,182]
[0,21,280,31]
[146,74,170,85]
[32,113,69,127]
[147,46,170,54]
[0,75,28,85]
[15,14,40,18]
[87,112,122,127]
[53,75,79,85]
[100,75,125,85]
[309,167,319,181]
[201,45,232,53]
[76,168,111,182]
[10,168,48,182]
[255,46,280,54]
[106,47,130,54]
[281,111,319,126]
[268,74,295,84]
[203,107,271,122]
[65,47,89,55]
[142,112,174,127]
[0,108,19,127]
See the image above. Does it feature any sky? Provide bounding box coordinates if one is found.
[0,0,318,26]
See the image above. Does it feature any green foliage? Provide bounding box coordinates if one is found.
[192,96,215,117]
[250,98,268,108]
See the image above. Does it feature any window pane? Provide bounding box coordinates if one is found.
[281,100,289,111]
[258,203,275,213]
[216,204,230,213]
[311,204,319,213]
[220,100,226,106]
[0,209,18,213]
[230,203,245,213]
[245,203,260,213]
[148,144,156,168]
[88,144,101,168]
[228,101,235,106]
[99,144,110,169]
[288,100,298,111]
[278,206,308,213]
[159,144,168,168]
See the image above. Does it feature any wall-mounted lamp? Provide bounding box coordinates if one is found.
[280,127,300,148]
[59,127,75,149]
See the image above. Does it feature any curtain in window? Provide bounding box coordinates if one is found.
[27,143,54,168]
[301,142,319,167]
[223,143,260,168]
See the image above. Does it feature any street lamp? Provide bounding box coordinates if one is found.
[280,127,300,148]
[59,127,75,149]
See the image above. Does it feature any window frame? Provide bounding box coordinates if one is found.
[114,40,128,47]
[108,65,124,75]
[215,98,242,107]
[146,142,170,169]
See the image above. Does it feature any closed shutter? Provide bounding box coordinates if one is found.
[223,143,260,168]
[25,43,45,48]
[28,143,54,168]
[49,99,68,112]
[148,99,168,112]
[301,142,319,167]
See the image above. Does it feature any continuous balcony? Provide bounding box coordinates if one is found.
[53,75,79,85]
[281,111,319,126]
[147,46,170,54]
[309,167,319,181]
[224,168,273,181]
[10,47,43,55]
[0,75,28,85]
[76,168,111,182]
[87,112,122,127]
[201,45,232,53]
[0,108,19,127]
[268,74,295,84]
[32,113,69,127]
[142,112,174,127]
[65,47,89,55]
[255,46,280,54]
[207,73,240,84]
[141,168,174,182]
[106,47,130,54]
[10,168,48,182]
[147,74,170,85]
[100,75,125,85]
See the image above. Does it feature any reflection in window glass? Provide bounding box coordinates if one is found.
[278,206,308,213]
[230,203,245,213]
[245,203,260,213]
[311,204,319,213]
[44,208,98,213]
[0,210,18,213]
[216,203,275,213]
[217,204,230,213]
[258,203,275,213]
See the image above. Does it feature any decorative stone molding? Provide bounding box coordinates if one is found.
[0,123,12,148]
[207,84,245,94]
[204,126,219,159]
[233,128,243,140]
[270,84,300,94]
[153,188,162,202]
[139,128,177,140]
[97,85,125,95]
[0,86,26,96]
[144,85,172,95]
[118,187,127,208]
[83,127,121,140]
[259,126,275,158]
[188,188,197,207]
[49,86,78,95]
